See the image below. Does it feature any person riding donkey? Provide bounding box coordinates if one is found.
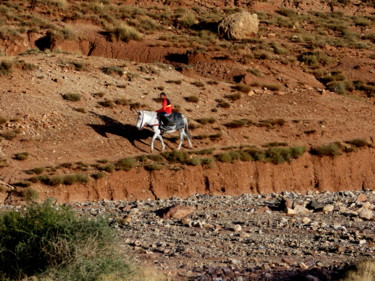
[156,92,175,134]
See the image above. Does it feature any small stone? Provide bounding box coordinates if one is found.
[359,239,367,245]
[323,204,334,213]
[299,262,309,270]
[302,217,311,224]
[356,194,367,203]
[362,202,373,209]
[159,205,195,219]
[304,275,321,281]
[359,208,373,220]
[287,208,297,215]
[247,90,255,96]
[233,224,242,232]
[294,204,310,214]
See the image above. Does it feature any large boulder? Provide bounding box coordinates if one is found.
[218,12,259,40]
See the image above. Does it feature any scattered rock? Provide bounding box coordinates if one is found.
[157,205,195,219]
[323,204,334,213]
[356,194,367,203]
[306,200,325,212]
[358,208,373,220]
[218,12,259,40]
[233,224,242,232]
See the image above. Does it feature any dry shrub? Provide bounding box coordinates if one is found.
[341,259,375,281]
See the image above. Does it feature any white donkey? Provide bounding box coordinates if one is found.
[136,110,193,152]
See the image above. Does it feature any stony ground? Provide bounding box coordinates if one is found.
[3,190,372,280]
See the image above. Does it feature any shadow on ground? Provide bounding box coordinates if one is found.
[87,112,178,152]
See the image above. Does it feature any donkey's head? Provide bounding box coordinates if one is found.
[136,110,144,130]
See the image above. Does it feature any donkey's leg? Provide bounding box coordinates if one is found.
[177,129,185,150]
[157,135,166,151]
[150,132,160,152]
[185,131,193,148]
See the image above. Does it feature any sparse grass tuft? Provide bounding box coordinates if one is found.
[21,188,39,202]
[195,117,215,125]
[62,93,81,102]
[162,150,189,163]
[184,95,199,103]
[98,99,115,108]
[225,119,252,128]
[310,142,343,157]
[224,93,241,101]
[62,174,89,185]
[232,83,251,93]
[107,24,141,42]
[91,172,106,180]
[144,163,163,171]
[101,66,124,76]
[0,116,7,124]
[345,138,370,148]
[0,60,13,76]
[116,158,136,171]
[14,152,29,161]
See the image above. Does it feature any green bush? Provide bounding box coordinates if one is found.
[310,142,343,157]
[144,163,163,171]
[62,174,88,185]
[162,150,188,163]
[91,171,106,180]
[216,152,232,163]
[0,201,134,280]
[116,158,136,171]
[187,156,201,166]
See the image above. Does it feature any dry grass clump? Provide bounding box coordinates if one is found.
[0,60,13,76]
[216,146,306,165]
[195,117,215,125]
[345,138,371,148]
[14,152,29,161]
[21,188,39,202]
[62,93,81,102]
[310,142,343,157]
[116,158,136,171]
[101,66,124,76]
[232,83,251,93]
[98,99,115,108]
[166,79,182,84]
[224,93,241,101]
[107,24,141,42]
[0,116,6,124]
[257,119,286,128]
[298,51,334,68]
[184,95,199,103]
[341,259,375,281]
[225,119,252,128]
